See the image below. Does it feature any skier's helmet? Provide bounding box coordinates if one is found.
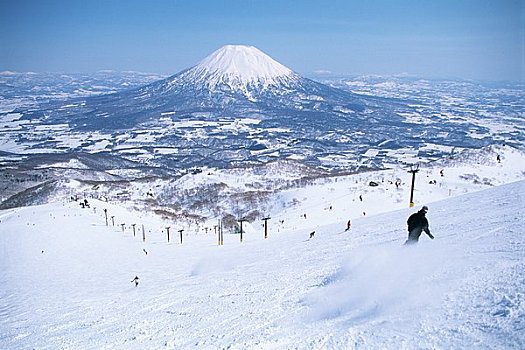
[421,206,428,213]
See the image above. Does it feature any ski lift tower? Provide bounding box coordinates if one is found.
[407,164,420,208]
[238,217,247,242]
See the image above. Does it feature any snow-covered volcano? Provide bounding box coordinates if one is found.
[41,44,364,131]
[177,45,300,92]
[159,44,334,101]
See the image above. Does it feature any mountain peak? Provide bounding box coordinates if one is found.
[195,45,293,79]
[181,45,299,93]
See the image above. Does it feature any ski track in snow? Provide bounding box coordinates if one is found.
[0,180,524,349]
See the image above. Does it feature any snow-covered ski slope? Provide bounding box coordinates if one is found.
[1,177,524,349]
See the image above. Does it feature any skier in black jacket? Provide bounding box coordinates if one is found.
[405,206,434,244]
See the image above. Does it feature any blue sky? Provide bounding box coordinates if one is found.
[1,0,523,81]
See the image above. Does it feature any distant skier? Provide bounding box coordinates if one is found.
[345,219,352,231]
[131,276,140,287]
[405,206,434,245]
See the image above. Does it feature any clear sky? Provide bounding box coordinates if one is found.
[1,0,524,81]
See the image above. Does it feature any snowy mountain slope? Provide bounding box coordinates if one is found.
[0,151,180,209]
[7,143,518,233]
[1,178,523,349]
[179,45,299,92]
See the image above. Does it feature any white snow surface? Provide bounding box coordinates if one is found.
[1,168,524,348]
[181,45,299,91]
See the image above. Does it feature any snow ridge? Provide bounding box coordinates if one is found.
[179,45,300,93]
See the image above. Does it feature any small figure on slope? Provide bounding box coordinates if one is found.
[131,276,140,287]
[405,206,434,245]
[345,219,352,231]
